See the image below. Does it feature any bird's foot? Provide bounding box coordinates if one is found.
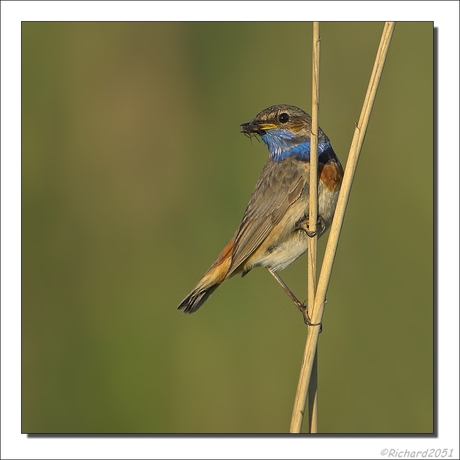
[295,215,326,238]
[298,302,322,329]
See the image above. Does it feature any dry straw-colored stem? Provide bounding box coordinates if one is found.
[306,21,321,434]
[290,21,395,433]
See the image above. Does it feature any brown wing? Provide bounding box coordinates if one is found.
[227,157,308,276]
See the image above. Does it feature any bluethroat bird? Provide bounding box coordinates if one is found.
[177,105,343,323]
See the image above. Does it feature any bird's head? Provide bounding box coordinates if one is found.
[240,104,332,162]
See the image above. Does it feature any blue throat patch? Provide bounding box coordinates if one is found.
[261,128,331,162]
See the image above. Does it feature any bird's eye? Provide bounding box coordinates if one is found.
[278,113,289,124]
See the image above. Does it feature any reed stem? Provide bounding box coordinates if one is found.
[306,21,321,434]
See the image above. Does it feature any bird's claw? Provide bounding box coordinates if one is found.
[295,216,326,238]
[298,302,322,329]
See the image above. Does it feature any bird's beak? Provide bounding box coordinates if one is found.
[240,122,277,135]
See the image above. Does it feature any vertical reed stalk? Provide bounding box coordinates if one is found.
[290,21,396,433]
[306,21,321,434]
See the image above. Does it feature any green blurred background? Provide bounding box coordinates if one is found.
[22,22,433,433]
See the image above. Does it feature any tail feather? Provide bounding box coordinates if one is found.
[177,284,220,313]
[178,236,235,314]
